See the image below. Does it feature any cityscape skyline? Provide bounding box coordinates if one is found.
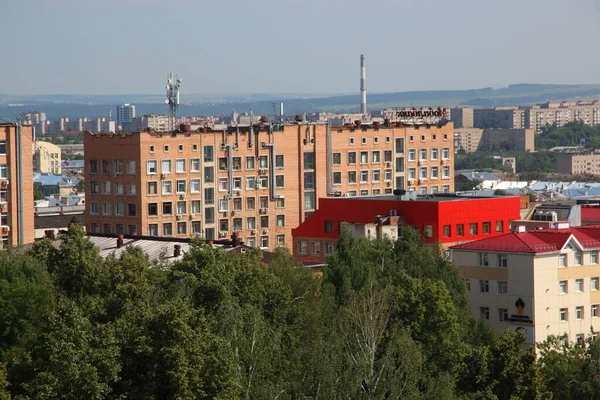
[2,0,600,95]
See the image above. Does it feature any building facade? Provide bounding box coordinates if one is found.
[450,107,474,128]
[454,128,534,153]
[555,152,600,175]
[117,103,136,130]
[292,194,521,264]
[452,225,600,344]
[0,123,34,247]
[84,120,455,249]
[34,141,61,174]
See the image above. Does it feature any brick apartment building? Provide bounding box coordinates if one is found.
[454,128,535,153]
[84,119,454,249]
[291,194,520,265]
[0,123,34,247]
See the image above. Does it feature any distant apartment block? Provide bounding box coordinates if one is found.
[34,141,61,174]
[84,119,454,250]
[130,115,170,132]
[555,152,600,175]
[20,111,47,136]
[450,107,474,128]
[454,128,534,153]
[473,107,526,129]
[0,123,34,247]
[117,103,136,130]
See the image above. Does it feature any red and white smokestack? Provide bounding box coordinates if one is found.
[360,54,367,114]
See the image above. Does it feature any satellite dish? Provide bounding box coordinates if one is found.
[177,79,182,83]
[164,99,169,104]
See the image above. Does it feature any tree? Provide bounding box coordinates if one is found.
[74,179,84,194]
[34,185,45,201]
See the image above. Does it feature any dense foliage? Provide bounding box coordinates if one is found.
[536,122,600,150]
[0,224,588,399]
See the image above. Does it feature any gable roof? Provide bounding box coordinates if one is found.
[451,226,600,254]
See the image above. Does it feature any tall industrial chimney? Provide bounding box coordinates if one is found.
[360,54,367,114]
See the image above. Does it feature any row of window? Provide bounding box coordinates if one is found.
[333,150,393,165]
[297,239,335,256]
[559,305,600,321]
[89,160,136,175]
[473,279,508,294]
[447,221,504,241]
[148,143,197,154]
[407,166,451,181]
[218,215,286,232]
[479,307,510,322]
[407,148,451,162]
[559,277,600,293]
[218,155,284,171]
[558,251,599,267]
[345,132,449,147]
[477,250,508,267]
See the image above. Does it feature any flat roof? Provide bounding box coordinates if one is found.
[342,193,513,202]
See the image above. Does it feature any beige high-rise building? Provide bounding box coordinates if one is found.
[450,107,474,128]
[0,123,35,247]
[555,152,600,175]
[526,101,600,133]
[84,120,454,249]
[454,128,534,153]
[34,141,61,174]
[452,225,600,345]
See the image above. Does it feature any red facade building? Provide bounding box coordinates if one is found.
[292,194,521,265]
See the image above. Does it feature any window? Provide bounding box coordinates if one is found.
[431,148,438,160]
[498,281,507,295]
[192,221,202,235]
[424,225,433,238]
[419,148,427,161]
[408,168,416,180]
[147,181,158,195]
[190,179,201,193]
[592,252,599,264]
[246,197,256,210]
[128,203,137,217]
[115,182,124,195]
[149,145,155,153]
[325,221,334,233]
[482,222,491,234]
[592,277,599,291]
[372,170,380,182]
[114,160,123,174]
[275,155,284,168]
[204,167,214,183]
[408,149,416,162]
[575,252,583,265]
[176,201,186,215]
[576,278,584,292]
[162,202,173,215]
[90,201,99,215]
[260,236,269,249]
[176,180,186,193]
[191,200,201,214]
[479,280,489,293]
[246,176,256,190]
[203,145,214,162]
[297,240,307,255]
[430,167,438,179]
[246,216,256,230]
[219,199,228,212]
[147,160,157,174]
[499,308,508,322]
[190,158,200,172]
[127,182,136,195]
[192,144,198,152]
[325,242,335,255]
[576,334,585,344]
[204,188,214,204]
[395,137,404,153]
[443,225,451,237]
[126,160,135,175]
[348,171,357,184]
[303,152,314,169]
[384,169,392,181]
[276,197,285,209]
[276,215,285,228]
[469,223,478,235]
[419,167,427,180]
[0,165,7,179]
[372,151,380,163]
[348,152,356,165]
[333,172,342,185]
[559,254,566,267]
[102,160,110,174]
[361,137,367,145]
[245,156,255,170]
[479,253,489,267]
[115,202,124,216]
[260,216,269,229]
[456,224,464,236]
[177,222,187,235]
[89,160,98,174]
[304,172,315,189]
[163,223,173,236]
[360,170,368,183]
[480,307,489,320]
[496,220,504,232]
[559,280,568,294]
[360,151,368,164]
[164,145,170,153]
[232,218,242,232]
[442,166,450,179]
[148,224,158,236]
[576,306,584,320]
[333,153,341,165]
[593,304,599,318]
[304,192,315,210]
[384,150,392,163]
[162,180,172,195]
[218,157,228,171]
[148,203,158,216]
[312,241,321,255]
[174,159,185,173]
[560,308,568,321]
[276,175,285,188]
[102,181,111,195]
[442,147,450,159]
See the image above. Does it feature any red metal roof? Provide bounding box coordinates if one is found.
[451,226,600,254]
[581,207,600,223]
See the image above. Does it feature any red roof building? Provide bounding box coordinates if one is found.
[292,194,521,266]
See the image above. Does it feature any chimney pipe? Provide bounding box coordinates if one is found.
[174,244,181,257]
[116,234,124,248]
[360,54,367,114]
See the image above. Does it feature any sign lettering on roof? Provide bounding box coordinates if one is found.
[383,107,449,125]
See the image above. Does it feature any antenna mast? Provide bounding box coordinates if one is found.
[165,73,182,132]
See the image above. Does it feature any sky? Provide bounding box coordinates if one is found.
[2,0,600,95]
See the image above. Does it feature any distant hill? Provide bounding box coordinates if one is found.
[2,84,600,120]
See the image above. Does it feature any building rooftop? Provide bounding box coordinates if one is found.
[61,160,84,169]
[345,193,510,203]
[33,173,79,187]
[451,226,600,254]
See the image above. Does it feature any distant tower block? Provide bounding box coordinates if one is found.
[360,54,367,114]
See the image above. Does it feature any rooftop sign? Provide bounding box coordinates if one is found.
[383,107,449,125]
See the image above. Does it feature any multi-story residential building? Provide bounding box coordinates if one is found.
[0,123,34,247]
[130,115,170,132]
[20,111,47,136]
[117,103,136,130]
[84,119,455,249]
[555,152,600,175]
[34,141,61,174]
[473,107,526,129]
[451,225,600,345]
[526,101,600,133]
[450,107,474,128]
[292,194,520,265]
[454,128,534,153]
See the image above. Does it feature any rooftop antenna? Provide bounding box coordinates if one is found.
[165,72,182,132]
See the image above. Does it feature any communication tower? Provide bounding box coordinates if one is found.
[165,73,182,132]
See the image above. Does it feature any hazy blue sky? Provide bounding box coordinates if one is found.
[2,0,600,95]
